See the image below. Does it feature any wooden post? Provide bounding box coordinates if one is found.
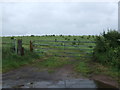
[17,39,22,55]
[21,47,24,56]
[15,38,17,54]
[30,40,33,52]
[11,38,15,52]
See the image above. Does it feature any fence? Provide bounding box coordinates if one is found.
[2,38,24,56]
[32,40,96,58]
[2,38,96,58]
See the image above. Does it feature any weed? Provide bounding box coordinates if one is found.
[48,69,55,73]
[36,57,69,68]
[2,47,39,73]
[74,61,90,76]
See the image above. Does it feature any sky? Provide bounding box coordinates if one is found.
[1,2,118,36]
[119,1,120,32]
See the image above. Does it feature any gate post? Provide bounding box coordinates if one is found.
[21,47,24,56]
[17,39,24,56]
[11,37,16,53]
[30,40,33,52]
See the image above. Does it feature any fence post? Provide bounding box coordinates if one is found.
[14,38,17,54]
[17,39,23,56]
[21,47,24,56]
[30,40,33,52]
[11,38,15,52]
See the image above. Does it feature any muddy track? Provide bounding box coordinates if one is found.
[2,65,119,88]
[2,65,89,88]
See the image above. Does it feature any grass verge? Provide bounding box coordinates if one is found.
[33,56,70,68]
[2,47,39,73]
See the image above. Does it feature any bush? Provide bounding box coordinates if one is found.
[102,30,120,48]
[93,30,120,69]
[65,38,67,40]
[81,36,84,38]
[55,39,57,42]
[11,37,14,39]
[74,38,76,41]
[31,35,34,37]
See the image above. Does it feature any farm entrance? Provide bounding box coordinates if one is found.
[32,40,96,59]
[3,37,119,88]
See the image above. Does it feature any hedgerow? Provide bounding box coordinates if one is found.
[93,30,120,69]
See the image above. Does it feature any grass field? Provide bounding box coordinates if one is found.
[2,35,119,83]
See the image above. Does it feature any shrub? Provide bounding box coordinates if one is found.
[31,35,34,37]
[74,38,76,41]
[72,42,76,45]
[93,30,120,69]
[65,38,67,40]
[81,36,84,38]
[11,37,14,39]
[55,39,57,42]
[87,37,90,39]
[67,39,70,41]
[102,30,120,48]
[88,35,91,38]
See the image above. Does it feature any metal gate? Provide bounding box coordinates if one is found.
[32,40,96,59]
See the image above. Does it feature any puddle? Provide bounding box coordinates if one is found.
[20,79,97,88]
[3,79,96,88]
[2,78,119,89]
[2,66,119,89]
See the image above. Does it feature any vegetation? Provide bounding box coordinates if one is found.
[92,30,120,83]
[35,57,70,68]
[93,30,120,69]
[2,44,39,72]
[2,32,120,83]
[74,61,90,76]
[2,35,95,72]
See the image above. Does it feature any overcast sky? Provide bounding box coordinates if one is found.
[1,2,118,36]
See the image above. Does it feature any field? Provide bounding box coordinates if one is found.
[2,35,95,71]
[2,35,120,88]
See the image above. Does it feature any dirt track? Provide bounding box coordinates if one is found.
[2,65,119,88]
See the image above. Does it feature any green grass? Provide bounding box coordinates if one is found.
[87,60,120,82]
[2,35,119,84]
[33,56,70,68]
[0,35,101,74]
[74,61,90,75]
[73,58,120,83]
[2,46,39,73]
[2,35,95,44]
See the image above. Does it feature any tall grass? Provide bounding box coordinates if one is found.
[2,45,39,73]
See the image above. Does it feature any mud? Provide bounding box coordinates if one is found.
[91,74,119,88]
[2,65,119,88]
